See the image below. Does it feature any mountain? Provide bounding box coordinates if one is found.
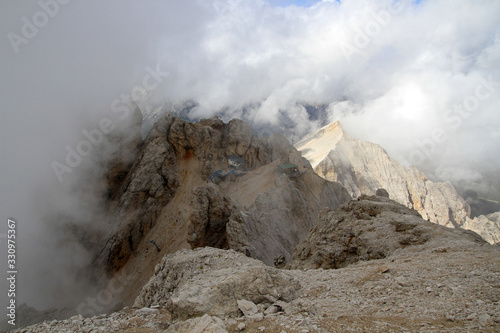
[463,212,500,244]
[91,112,351,308]
[296,121,500,244]
[6,116,500,332]
[14,194,500,332]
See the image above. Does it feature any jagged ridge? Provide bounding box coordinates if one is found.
[296,121,500,244]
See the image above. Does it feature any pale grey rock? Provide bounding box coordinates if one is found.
[264,305,280,315]
[235,168,351,265]
[134,307,159,316]
[463,212,500,244]
[164,314,227,333]
[247,313,265,322]
[134,247,301,319]
[297,122,470,229]
[479,313,492,326]
[296,121,499,244]
[237,300,258,317]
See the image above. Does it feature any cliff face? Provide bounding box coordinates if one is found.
[96,114,282,273]
[92,114,350,306]
[296,121,499,244]
[218,161,351,264]
[463,212,500,244]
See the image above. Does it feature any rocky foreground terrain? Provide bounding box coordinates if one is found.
[13,194,500,332]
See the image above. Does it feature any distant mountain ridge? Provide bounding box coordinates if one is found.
[296,121,500,244]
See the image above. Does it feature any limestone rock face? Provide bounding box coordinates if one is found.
[95,114,181,273]
[233,165,351,264]
[463,212,500,244]
[291,194,487,270]
[164,314,228,333]
[187,183,247,252]
[92,115,350,307]
[295,121,500,243]
[134,247,301,319]
[95,114,285,274]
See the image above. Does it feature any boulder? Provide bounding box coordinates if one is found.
[237,300,258,317]
[134,248,301,319]
[375,188,390,198]
[164,314,227,333]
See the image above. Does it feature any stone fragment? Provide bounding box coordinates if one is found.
[164,314,228,333]
[264,305,280,315]
[238,300,258,317]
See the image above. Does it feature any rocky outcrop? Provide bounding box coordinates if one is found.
[95,114,181,274]
[291,193,486,269]
[90,115,350,311]
[463,212,500,244]
[95,114,294,274]
[15,114,500,333]
[295,121,500,243]
[187,183,247,252]
[134,247,301,319]
[164,314,228,333]
[13,116,500,333]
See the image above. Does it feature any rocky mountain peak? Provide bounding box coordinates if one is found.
[88,114,351,308]
[295,121,500,244]
[295,120,346,169]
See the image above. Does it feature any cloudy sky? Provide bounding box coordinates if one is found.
[0,0,499,309]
